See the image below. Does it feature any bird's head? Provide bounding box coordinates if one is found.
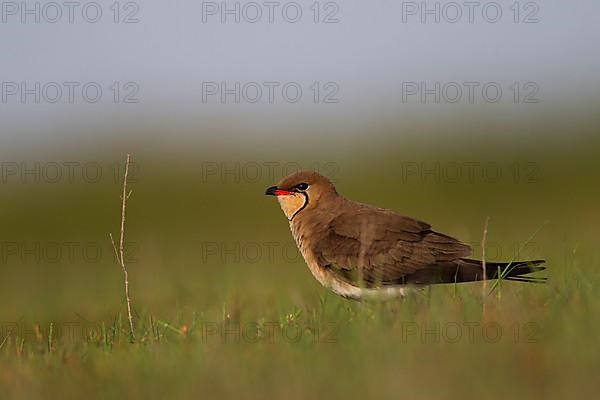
[265,170,337,221]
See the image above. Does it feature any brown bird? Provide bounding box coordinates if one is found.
[265,170,546,300]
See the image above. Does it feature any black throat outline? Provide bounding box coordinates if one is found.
[289,192,309,221]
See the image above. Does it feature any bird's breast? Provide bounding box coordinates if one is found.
[289,221,332,287]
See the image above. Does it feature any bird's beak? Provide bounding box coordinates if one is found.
[265,186,278,195]
[265,186,293,196]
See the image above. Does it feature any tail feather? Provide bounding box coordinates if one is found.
[504,275,547,284]
[458,258,546,284]
[402,259,547,285]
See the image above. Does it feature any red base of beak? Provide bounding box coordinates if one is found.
[265,186,294,196]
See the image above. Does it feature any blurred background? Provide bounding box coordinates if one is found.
[1,0,599,398]
[1,0,598,312]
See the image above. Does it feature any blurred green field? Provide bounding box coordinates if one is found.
[0,121,599,399]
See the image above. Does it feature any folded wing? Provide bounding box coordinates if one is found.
[314,206,471,287]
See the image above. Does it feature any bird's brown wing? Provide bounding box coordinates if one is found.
[314,206,471,287]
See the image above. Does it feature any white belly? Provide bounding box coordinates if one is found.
[329,281,414,300]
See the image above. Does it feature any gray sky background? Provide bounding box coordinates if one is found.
[1,0,599,143]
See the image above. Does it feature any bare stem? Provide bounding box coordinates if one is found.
[110,153,135,341]
[481,216,490,303]
[48,322,54,353]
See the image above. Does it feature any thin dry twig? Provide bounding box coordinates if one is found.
[47,322,54,354]
[481,216,490,302]
[110,153,135,341]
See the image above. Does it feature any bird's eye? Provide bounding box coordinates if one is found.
[296,183,309,191]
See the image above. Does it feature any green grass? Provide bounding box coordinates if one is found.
[1,138,599,399]
[1,267,598,399]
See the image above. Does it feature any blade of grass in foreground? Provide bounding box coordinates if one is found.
[487,220,549,297]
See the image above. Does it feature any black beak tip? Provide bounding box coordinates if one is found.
[265,186,278,196]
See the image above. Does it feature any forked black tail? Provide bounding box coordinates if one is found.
[457,258,547,283]
[402,258,547,285]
